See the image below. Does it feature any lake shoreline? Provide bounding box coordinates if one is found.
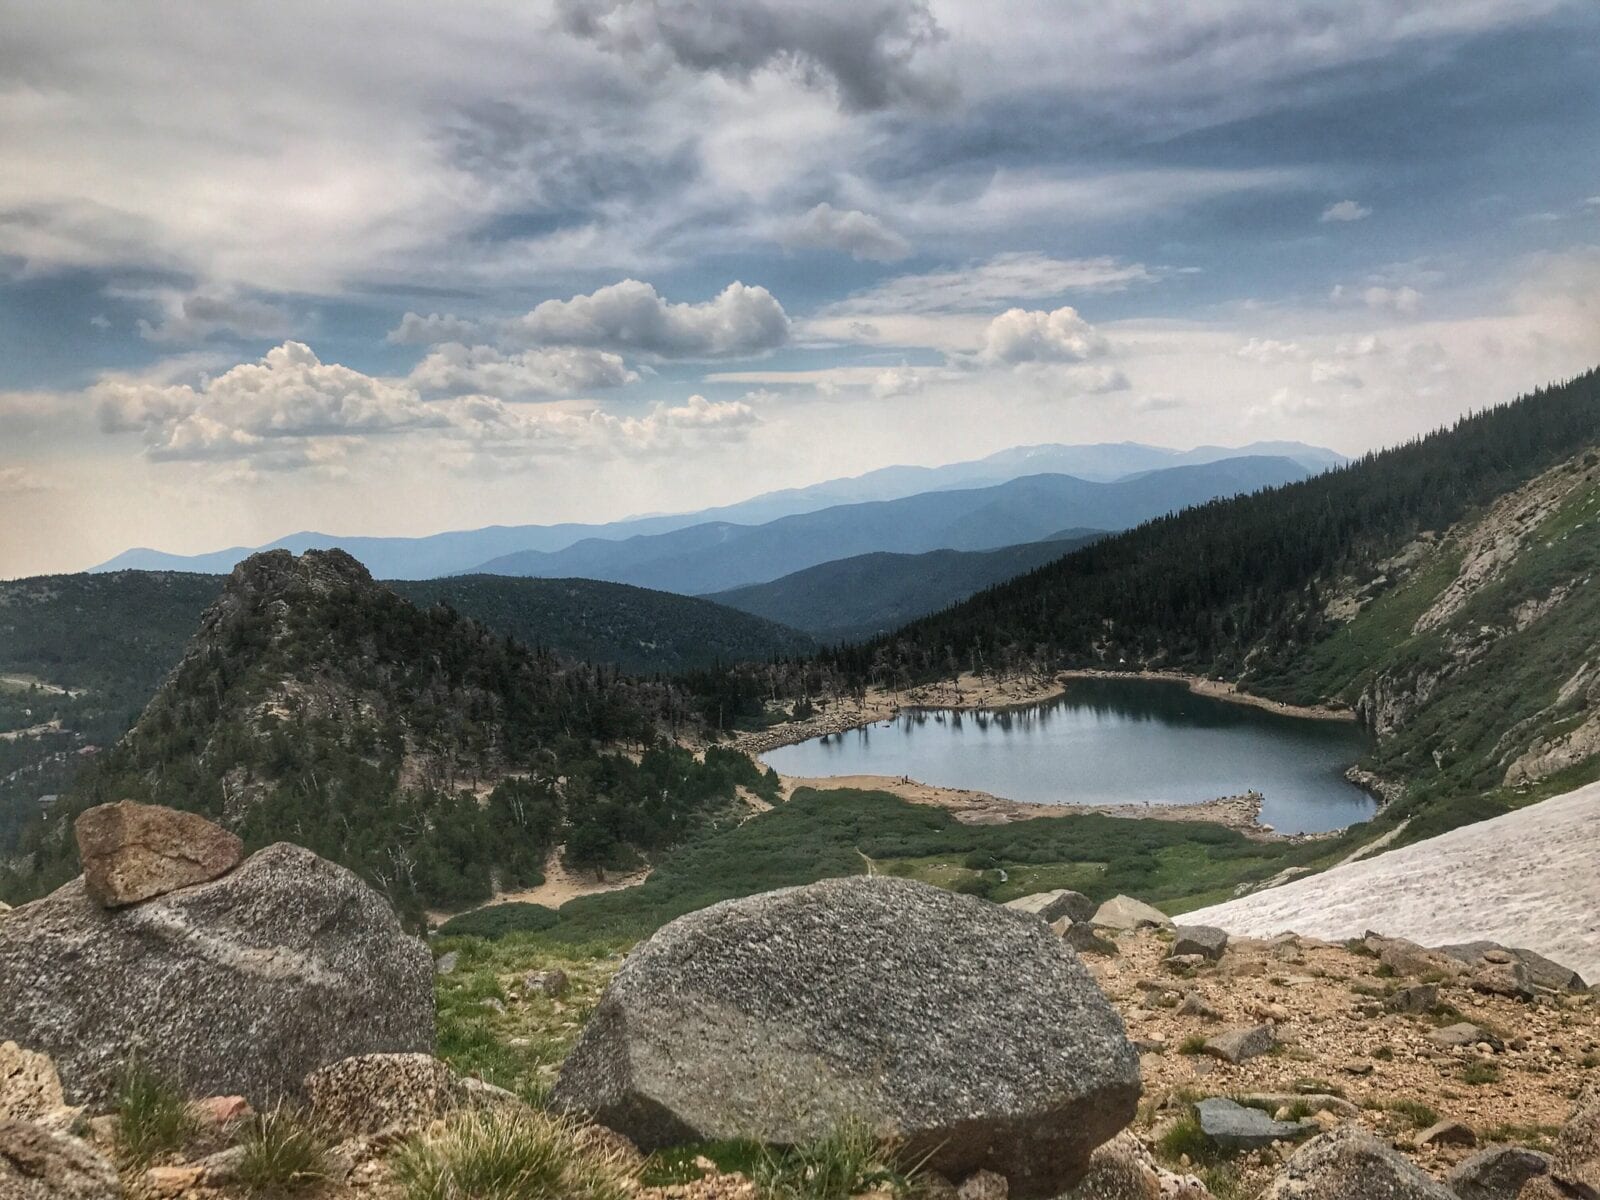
[778,772,1321,841]
[1057,669,1359,723]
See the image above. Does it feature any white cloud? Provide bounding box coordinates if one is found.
[1310,358,1364,387]
[1321,199,1372,223]
[387,312,482,347]
[0,467,51,495]
[977,306,1109,365]
[1332,283,1422,313]
[826,252,1154,316]
[408,343,636,399]
[93,341,445,461]
[1236,337,1305,363]
[783,203,911,262]
[502,280,790,358]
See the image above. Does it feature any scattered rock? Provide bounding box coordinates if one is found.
[1376,937,1462,981]
[305,1054,475,1137]
[1172,926,1229,962]
[522,968,569,998]
[0,1042,80,1131]
[1438,942,1588,993]
[1091,896,1173,932]
[1195,1098,1313,1151]
[958,1168,1009,1200]
[553,876,1140,1197]
[1163,954,1209,973]
[1427,1023,1502,1051]
[1052,918,1119,956]
[434,951,459,976]
[73,801,242,908]
[187,1095,251,1128]
[1466,960,1535,1001]
[1057,1131,1212,1199]
[1264,1126,1455,1199]
[1203,1024,1276,1064]
[0,842,434,1107]
[1177,993,1220,1020]
[144,1164,204,1196]
[1240,1093,1359,1119]
[191,1145,248,1186]
[0,1119,121,1199]
[1415,1119,1476,1148]
[1385,984,1439,1014]
[1005,890,1095,925]
[1445,1145,1550,1200]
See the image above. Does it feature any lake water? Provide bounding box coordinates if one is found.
[761,677,1378,834]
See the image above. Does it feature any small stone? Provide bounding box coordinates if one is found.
[1196,1098,1313,1151]
[1428,1023,1502,1051]
[957,1168,1008,1200]
[1050,918,1119,956]
[1090,895,1173,931]
[1177,993,1220,1020]
[145,1164,204,1196]
[522,968,569,999]
[1172,926,1229,961]
[195,1144,248,1185]
[435,951,459,975]
[188,1095,251,1127]
[1416,1120,1476,1148]
[1204,1024,1275,1064]
[1164,954,1209,973]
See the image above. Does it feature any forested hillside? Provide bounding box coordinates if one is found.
[708,531,1102,642]
[1,551,778,921]
[830,369,1600,836]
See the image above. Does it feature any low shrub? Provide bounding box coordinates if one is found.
[392,1109,634,1200]
[436,903,560,939]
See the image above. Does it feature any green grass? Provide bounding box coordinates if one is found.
[236,1106,330,1194]
[1478,1122,1563,1149]
[392,1108,634,1200]
[1383,1099,1439,1129]
[753,1119,916,1200]
[436,902,560,939]
[1155,1114,1230,1168]
[641,1141,771,1188]
[114,1063,196,1166]
[1462,1061,1503,1086]
[1177,1034,1208,1055]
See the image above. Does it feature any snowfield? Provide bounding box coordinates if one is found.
[1186,781,1600,982]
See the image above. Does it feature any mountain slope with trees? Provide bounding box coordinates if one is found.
[1,551,778,921]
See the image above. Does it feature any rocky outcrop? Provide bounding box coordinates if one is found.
[0,1120,120,1200]
[1439,942,1588,993]
[1004,889,1093,924]
[1527,1092,1600,1199]
[553,876,1139,1197]
[74,801,242,908]
[1091,896,1172,932]
[0,842,433,1108]
[1264,1127,1454,1199]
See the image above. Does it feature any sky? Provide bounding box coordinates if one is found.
[2,0,1598,578]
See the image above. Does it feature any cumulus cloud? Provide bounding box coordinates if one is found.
[408,343,636,399]
[555,0,953,112]
[1310,358,1364,387]
[1321,199,1372,223]
[136,290,297,344]
[442,391,760,460]
[387,312,483,346]
[826,252,1154,316]
[783,203,911,261]
[93,341,445,461]
[977,306,1109,365]
[502,279,790,358]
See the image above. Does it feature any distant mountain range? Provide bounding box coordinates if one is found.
[88,440,1343,580]
[707,530,1104,644]
[471,456,1315,594]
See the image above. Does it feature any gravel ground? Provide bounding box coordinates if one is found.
[1186,782,1600,981]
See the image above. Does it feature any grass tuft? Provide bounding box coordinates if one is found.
[115,1063,196,1166]
[237,1105,330,1194]
[754,1119,915,1200]
[392,1108,635,1200]
[1462,1061,1502,1086]
[1383,1099,1439,1129]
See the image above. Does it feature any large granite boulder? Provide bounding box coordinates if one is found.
[1264,1127,1454,1199]
[1444,1145,1550,1200]
[75,801,243,908]
[553,876,1140,1197]
[1438,942,1588,994]
[0,842,433,1109]
[0,1120,121,1199]
[1091,896,1172,931]
[1004,889,1094,924]
[1537,1093,1600,1198]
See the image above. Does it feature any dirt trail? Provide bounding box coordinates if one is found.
[481,846,650,910]
[1188,780,1600,979]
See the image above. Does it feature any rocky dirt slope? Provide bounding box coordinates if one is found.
[1184,781,1600,980]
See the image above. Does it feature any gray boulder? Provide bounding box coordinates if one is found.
[1195,1098,1312,1151]
[1004,889,1094,925]
[1051,918,1119,956]
[1264,1127,1454,1199]
[1445,1145,1550,1200]
[1091,895,1172,931]
[1438,942,1587,993]
[1172,926,1228,961]
[1203,1024,1275,1064]
[553,876,1140,1197]
[0,1120,121,1200]
[1385,983,1439,1014]
[0,843,433,1109]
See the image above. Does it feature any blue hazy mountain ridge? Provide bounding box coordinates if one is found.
[705,530,1106,643]
[471,456,1315,596]
[88,440,1341,580]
